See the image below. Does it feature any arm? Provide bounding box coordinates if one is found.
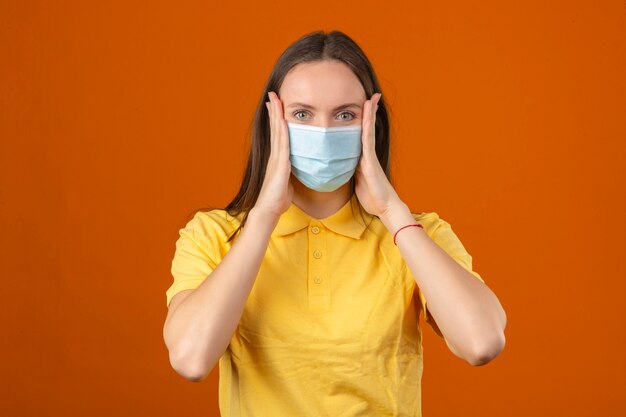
[162,207,279,381]
[380,201,507,366]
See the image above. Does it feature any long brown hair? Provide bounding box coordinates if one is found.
[188,30,395,243]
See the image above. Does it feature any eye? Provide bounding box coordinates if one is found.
[339,111,356,121]
[291,110,357,121]
[293,110,309,120]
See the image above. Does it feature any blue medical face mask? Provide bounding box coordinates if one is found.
[287,122,362,192]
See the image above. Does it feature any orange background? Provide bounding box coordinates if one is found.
[1,1,624,416]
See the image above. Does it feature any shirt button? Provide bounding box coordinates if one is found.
[314,276,322,284]
[313,250,322,259]
[311,226,320,234]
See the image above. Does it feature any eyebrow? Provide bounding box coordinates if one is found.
[286,102,361,111]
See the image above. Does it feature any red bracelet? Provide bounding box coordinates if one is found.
[393,223,423,245]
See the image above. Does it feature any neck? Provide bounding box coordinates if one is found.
[290,173,352,219]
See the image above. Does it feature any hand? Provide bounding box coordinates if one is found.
[354,93,405,218]
[254,91,294,218]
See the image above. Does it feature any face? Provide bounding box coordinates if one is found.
[278,60,367,128]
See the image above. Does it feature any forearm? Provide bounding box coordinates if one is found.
[164,207,279,379]
[380,201,506,365]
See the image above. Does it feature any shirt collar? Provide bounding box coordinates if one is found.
[272,194,375,239]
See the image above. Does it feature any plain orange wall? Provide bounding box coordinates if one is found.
[1,1,624,416]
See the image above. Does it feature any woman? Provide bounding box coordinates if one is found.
[163,30,506,416]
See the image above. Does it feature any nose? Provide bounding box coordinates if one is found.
[311,117,358,129]
[312,117,333,128]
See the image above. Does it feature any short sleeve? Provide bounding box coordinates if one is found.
[409,212,485,337]
[166,212,221,308]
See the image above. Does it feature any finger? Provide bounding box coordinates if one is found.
[270,91,287,163]
[372,92,381,118]
[362,98,375,155]
[374,93,383,109]
[369,93,380,149]
[268,92,278,153]
[266,92,273,131]
[266,101,278,162]
[272,91,284,121]
[371,94,377,134]
[278,119,290,164]
[274,93,290,161]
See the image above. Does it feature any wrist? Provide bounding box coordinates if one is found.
[379,201,414,233]
[248,206,281,226]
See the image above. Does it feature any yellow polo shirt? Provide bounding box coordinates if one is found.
[166,194,485,417]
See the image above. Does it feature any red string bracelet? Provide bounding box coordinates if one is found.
[393,223,423,245]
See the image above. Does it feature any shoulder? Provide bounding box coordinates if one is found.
[411,210,480,273]
[409,211,470,247]
[361,210,444,242]
[180,208,245,246]
[410,211,449,236]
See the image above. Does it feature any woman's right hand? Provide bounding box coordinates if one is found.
[253,91,294,219]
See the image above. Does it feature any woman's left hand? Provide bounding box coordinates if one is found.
[354,93,405,218]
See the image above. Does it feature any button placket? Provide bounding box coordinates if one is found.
[307,220,329,310]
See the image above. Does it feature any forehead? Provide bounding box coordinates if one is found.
[279,60,366,105]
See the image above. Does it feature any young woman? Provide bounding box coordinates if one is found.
[163,30,506,416]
